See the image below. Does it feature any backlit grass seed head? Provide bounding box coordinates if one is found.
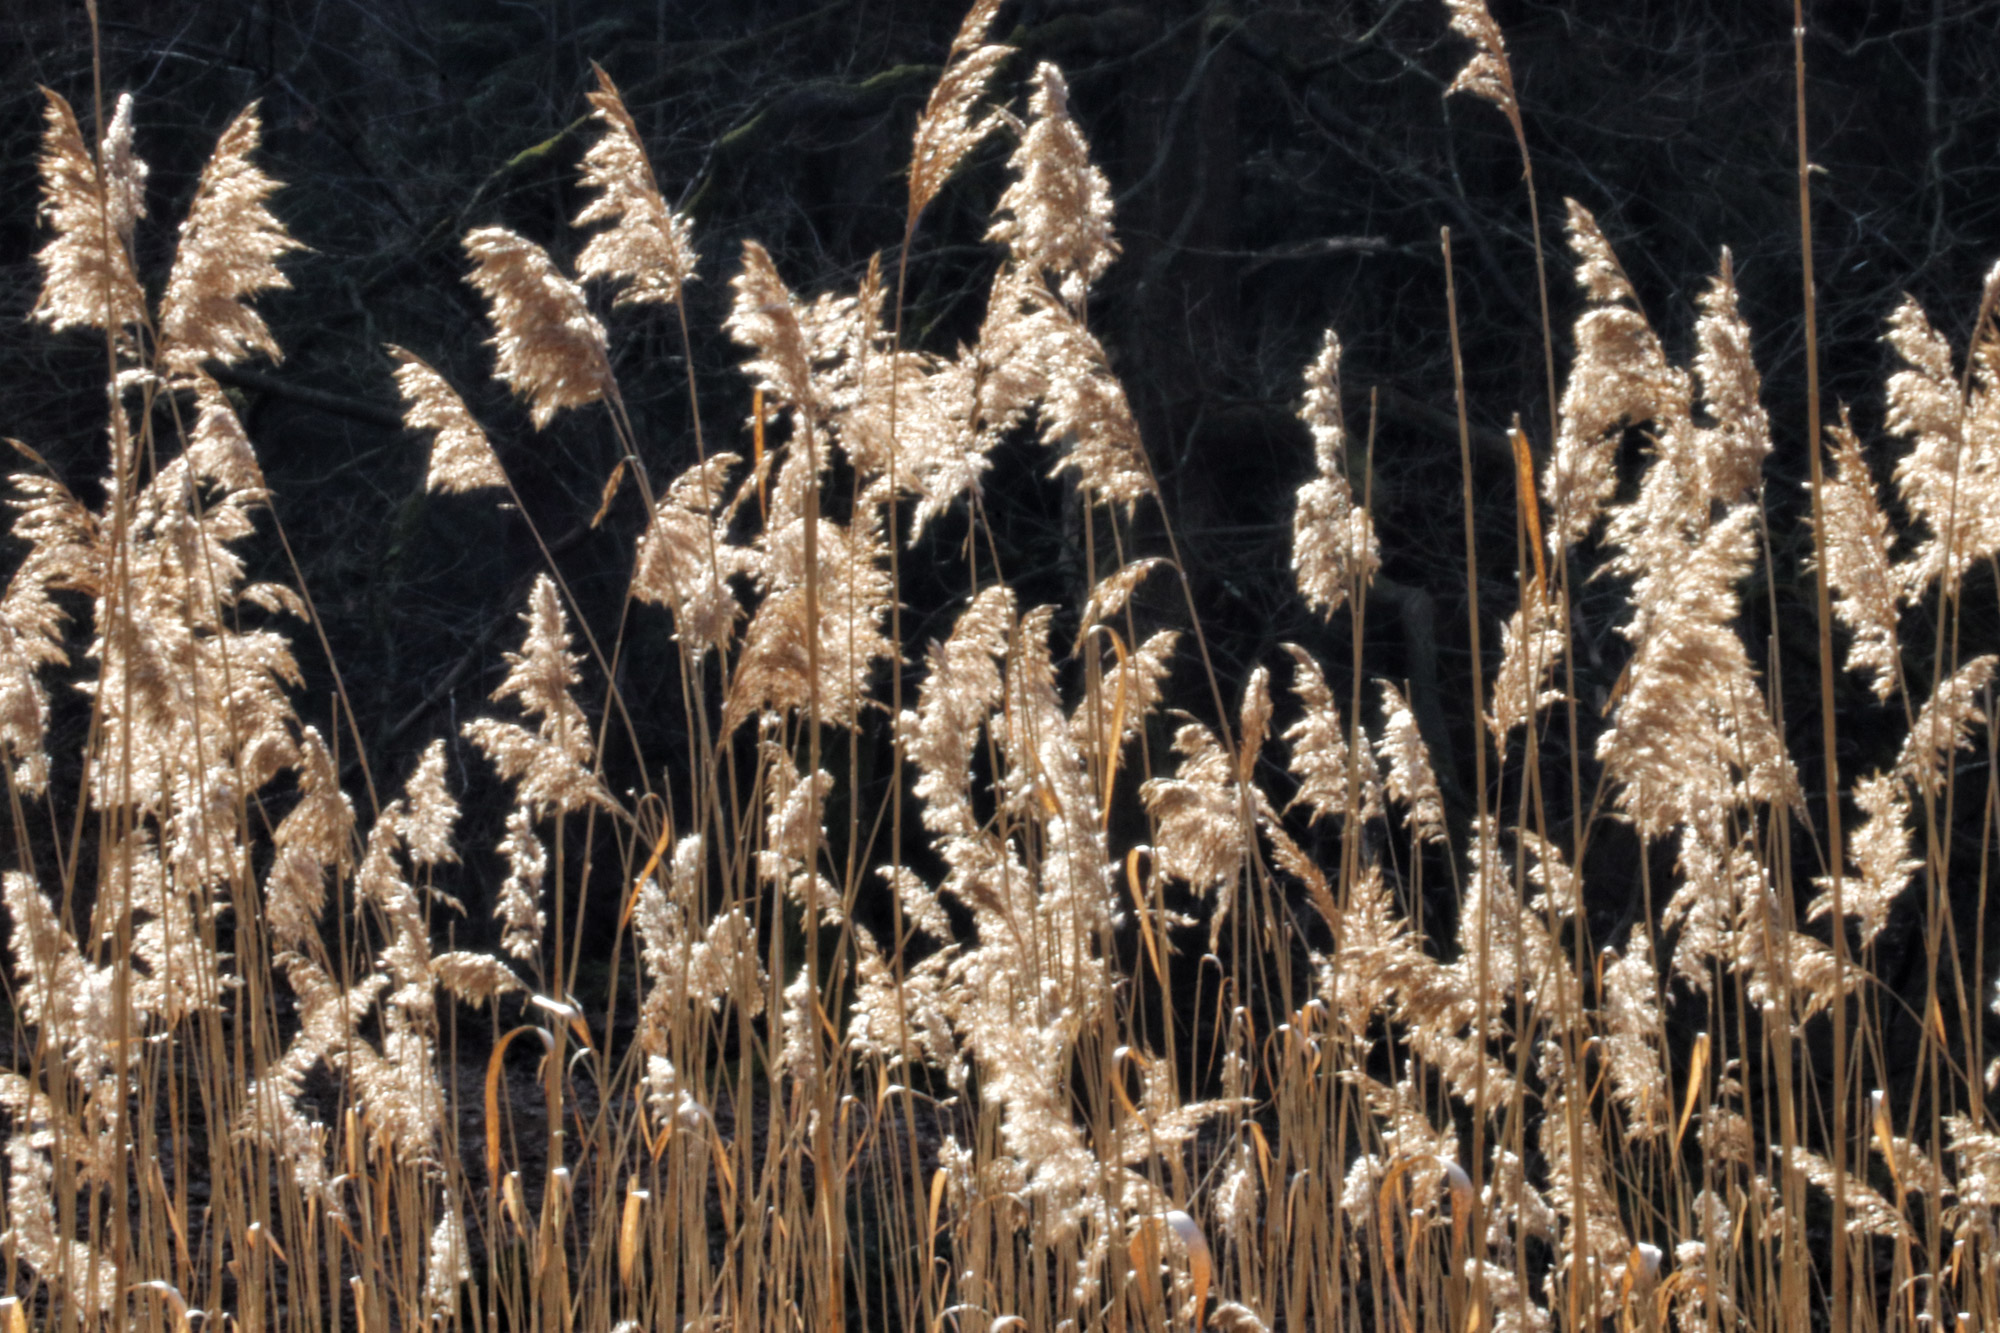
[1897,654,1997,797]
[264,727,353,949]
[463,226,610,428]
[908,0,1011,223]
[1691,250,1772,505]
[1281,643,1381,825]
[390,346,505,493]
[31,89,148,339]
[1595,505,1795,840]
[1548,201,1681,550]
[393,739,461,868]
[1442,0,1519,122]
[1809,770,1918,948]
[633,453,749,658]
[1886,289,2000,599]
[462,574,607,816]
[1600,932,1669,1139]
[727,240,816,414]
[1376,681,1447,845]
[989,63,1118,305]
[1141,716,1244,927]
[1816,409,1903,699]
[1488,583,1565,740]
[1293,332,1378,617]
[1035,301,1152,511]
[0,468,98,792]
[574,65,697,308]
[158,103,301,374]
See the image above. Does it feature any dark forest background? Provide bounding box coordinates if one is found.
[7,0,2000,959]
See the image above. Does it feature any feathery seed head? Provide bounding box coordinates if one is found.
[462,226,610,428]
[31,89,149,340]
[1293,331,1379,616]
[158,104,301,373]
[389,346,505,493]
[727,240,816,415]
[574,65,698,308]
[989,63,1118,305]
[1443,0,1519,122]
[908,0,1012,223]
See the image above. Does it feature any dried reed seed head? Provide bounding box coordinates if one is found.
[633,452,750,657]
[1692,250,1772,502]
[1293,472,1380,621]
[1301,329,1346,474]
[493,806,547,962]
[394,738,460,867]
[1037,302,1152,511]
[462,226,610,428]
[1595,511,1798,838]
[1816,410,1902,699]
[388,346,505,493]
[1293,330,1380,617]
[906,585,1014,841]
[574,64,698,307]
[1563,198,1633,305]
[0,621,49,793]
[1886,291,2000,599]
[1897,654,1997,797]
[4,870,120,1075]
[1281,643,1381,825]
[188,376,267,493]
[1548,198,1688,552]
[1600,931,1669,1140]
[1781,1146,1911,1239]
[989,62,1118,303]
[158,103,301,374]
[1487,584,1565,740]
[908,0,1012,222]
[1442,0,1518,120]
[429,950,525,1004]
[265,727,353,949]
[462,574,607,815]
[1598,246,1769,584]
[98,92,147,240]
[1080,557,1164,629]
[1239,664,1274,768]
[6,1123,120,1312]
[726,240,816,414]
[1375,681,1448,844]
[726,497,894,732]
[424,1205,472,1316]
[1139,716,1243,911]
[1,466,101,793]
[31,88,149,338]
[1809,769,1918,949]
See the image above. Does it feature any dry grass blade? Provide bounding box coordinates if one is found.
[485,1025,553,1183]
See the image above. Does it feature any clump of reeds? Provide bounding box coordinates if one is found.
[5,3,2000,1331]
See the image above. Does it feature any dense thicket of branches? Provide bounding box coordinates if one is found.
[7,0,2000,956]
